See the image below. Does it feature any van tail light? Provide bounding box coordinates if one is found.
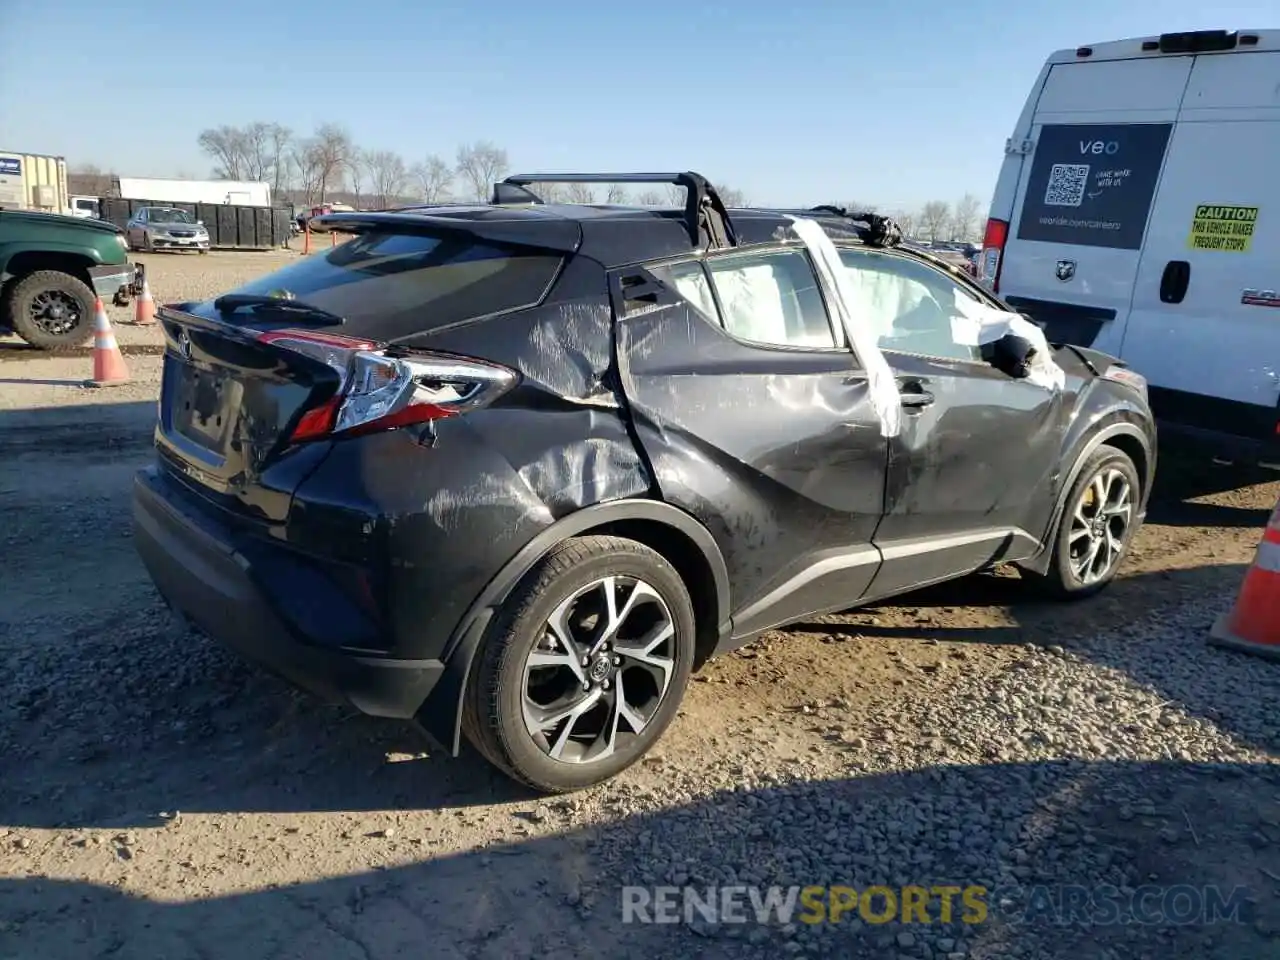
[979,217,1009,293]
[256,328,518,443]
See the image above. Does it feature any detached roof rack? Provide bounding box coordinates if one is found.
[494,171,739,250]
[775,205,905,249]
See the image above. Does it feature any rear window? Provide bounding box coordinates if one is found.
[212,231,564,338]
[1015,122,1173,250]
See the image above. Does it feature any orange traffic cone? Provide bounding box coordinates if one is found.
[133,274,156,325]
[1209,495,1280,661]
[85,298,130,388]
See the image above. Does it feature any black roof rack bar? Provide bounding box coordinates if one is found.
[497,171,738,250]
[764,205,905,249]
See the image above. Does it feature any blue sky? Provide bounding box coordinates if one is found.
[1,0,1274,209]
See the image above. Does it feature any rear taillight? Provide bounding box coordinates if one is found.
[979,217,1008,293]
[257,328,518,443]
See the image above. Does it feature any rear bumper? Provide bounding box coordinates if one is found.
[89,262,138,303]
[131,466,444,718]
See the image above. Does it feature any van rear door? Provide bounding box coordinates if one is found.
[996,55,1189,354]
[1118,51,1280,444]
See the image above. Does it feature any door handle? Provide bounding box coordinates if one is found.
[900,391,934,408]
[1160,260,1191,304]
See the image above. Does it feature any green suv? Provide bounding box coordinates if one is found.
[0,209,144,350]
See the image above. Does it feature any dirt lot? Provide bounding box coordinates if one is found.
[1,250,1278,959]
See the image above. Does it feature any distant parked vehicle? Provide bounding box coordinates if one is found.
[69,195,101,219]
[0,209,141,349]
[297,202,354,233]
[125,206,210,254]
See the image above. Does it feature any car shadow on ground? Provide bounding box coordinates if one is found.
[2,758,1278,960]
[1150,447,1277,528]
[0,402,1274,831]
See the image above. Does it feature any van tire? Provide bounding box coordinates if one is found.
[1031,444,1141,599]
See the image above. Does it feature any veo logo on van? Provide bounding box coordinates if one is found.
[1079,140,1120,156]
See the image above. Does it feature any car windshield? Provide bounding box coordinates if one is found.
[152,208,194,224]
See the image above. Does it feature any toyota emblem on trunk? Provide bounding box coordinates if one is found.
[177,330,192,359]
[1055,259,1077,282]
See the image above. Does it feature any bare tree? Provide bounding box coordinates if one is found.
[197,125,247,179]
[69,163,114,196]
[410,154,452,203]
[454,141,509,201]
[889,209,917,238]
[919,200,951,242]
[347,149,368,207]
[367,150,408,208]
[636,190,664,206]
[717,185,747,207]
[266,123,293,197]
[605,184,630,204]
[308,123,354,203]
[198,122,293,198]
[239,123,271,181]
[950,193,982,241]
[291,142,322,207]
[832,200,877,214]
[664,184,686,207]
[536,183,568,203]
[566,182,596,204]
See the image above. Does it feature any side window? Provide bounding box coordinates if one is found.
[654,260,718,321]
[705,249,839,349]
[838,248,985,362]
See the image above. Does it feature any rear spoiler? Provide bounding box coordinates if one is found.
[494,171,738,251]
[310,210,583,254]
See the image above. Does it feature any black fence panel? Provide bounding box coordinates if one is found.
[236,207,255,247]
[90,195,293,249]
[216,206,238,246]
[195,204,221,243]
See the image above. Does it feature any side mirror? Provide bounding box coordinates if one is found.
[980,332,1036,379]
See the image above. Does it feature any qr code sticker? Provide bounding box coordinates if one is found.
[1043,163,1090,207]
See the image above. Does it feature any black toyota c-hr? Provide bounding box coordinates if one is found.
[132,172,1156,793]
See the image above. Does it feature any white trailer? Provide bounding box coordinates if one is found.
[113,177,272,207]
[0,151,70,213]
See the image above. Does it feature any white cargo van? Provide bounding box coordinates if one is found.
[979,29,1280,461]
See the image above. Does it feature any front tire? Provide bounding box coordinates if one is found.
[1033,444,1141,599]
[463,535,696,793]
[5,270,97,351]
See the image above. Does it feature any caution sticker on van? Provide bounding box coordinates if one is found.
[1188,205,1258,253]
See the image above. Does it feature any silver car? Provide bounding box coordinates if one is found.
[125,206,211,253]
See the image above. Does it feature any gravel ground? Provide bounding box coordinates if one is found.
[1,250,1278,959]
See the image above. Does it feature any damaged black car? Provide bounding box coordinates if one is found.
[132,173,1156,792]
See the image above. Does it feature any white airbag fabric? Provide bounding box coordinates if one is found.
[786,216,902,438]
[948,294,1066,392]
[785,215,1066,435]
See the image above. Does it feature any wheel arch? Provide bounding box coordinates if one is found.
[1,248,98,287]
[1019,419,1153,576]
[414,498,731,755]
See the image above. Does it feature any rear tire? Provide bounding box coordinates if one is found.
[5,271,96,351]
[462,535,696,793]
[1031,444,1141,599]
